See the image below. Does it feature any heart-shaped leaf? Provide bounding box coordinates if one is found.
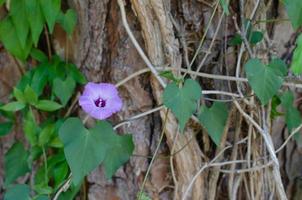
[163,79,202,131]
[59,118,134,184]
[25,0,44,46]
[10,0,29,49]
[4,142,30,186]
[0,17,31,60]
[94,121,134,178]
[245,58,286,105]
[59,118,107,185]
[39,0,61,33]
[199,102,228,146]
[53,76,76,106]
[65,63,87,84]
[268,58,288,76]
[57,9,77,36]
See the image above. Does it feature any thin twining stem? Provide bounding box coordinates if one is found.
[181,138,247,200]
[219,161,273,174]
[117,0,166,87]
[188,0,220,71]
[52,174,72,200]
[115,66,302,89]
[113,105,165,130]
[275,123,302,153]
[233,100,288,200]
[113,89,244,130]
[137,110,169,200]
[194,5,225,78]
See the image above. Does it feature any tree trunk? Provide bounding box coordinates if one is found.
[1,0,302,199]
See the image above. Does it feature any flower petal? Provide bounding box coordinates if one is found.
[97,83,119,99]
[106,97,123,113]
[82,82,102,99]
[90,108,113,120]
[78,82,123,120]
[79,96,96,114]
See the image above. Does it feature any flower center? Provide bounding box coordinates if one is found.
[94,97,106,108]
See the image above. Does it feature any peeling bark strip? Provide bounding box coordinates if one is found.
[3,0,302,199]
[128,1,204,199]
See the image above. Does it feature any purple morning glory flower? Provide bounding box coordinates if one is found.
[79,82,123,120]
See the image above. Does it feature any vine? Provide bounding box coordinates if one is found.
[1,0,302,200]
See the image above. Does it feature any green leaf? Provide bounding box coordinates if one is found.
[57,9,77,36]
[0,101,26,112]
[33,195,50,200]
[271,95,283,119]
[245,58,284,105]
[291,34,302,75]
[284,0,302,29]
[163,79,202,131]
[39,0,61,33]
[57,184,81,200]
[53,162,68,188]
[229,31,263,46]
[280,91,302,134]
[229,33,243,46]
[10,0,29,49]
[268,58,288,76]
[16,70,34,91]
[34,100,62,112]
[249,31,263,45]
[39,124,55,146]
[30,146,43,161]
[66,63,87,84]
[31,49,48,63]
[35,154,60,186]
[23,108,39,146]
[59,118,107,185]
[4,142,30,186]
[0,0,5,6]
[4,184,31,200]
[219,0,229,15]
[137,192,152,200]
[198,102,228,146]
[0,122,13,137]
[34,184,53,195]
[48,137,64,148]
[24,85,38,105]
[159,70,182,83]
[42,153,68,188]
[95,121,134,178]
[25,0,44,46]
[0,17,30,60]
[53,76,76,106]
[59,118,134,184]
[13,88,26,103]
[31,65,49,96]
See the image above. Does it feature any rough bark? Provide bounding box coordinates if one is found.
[2,0,302,199]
